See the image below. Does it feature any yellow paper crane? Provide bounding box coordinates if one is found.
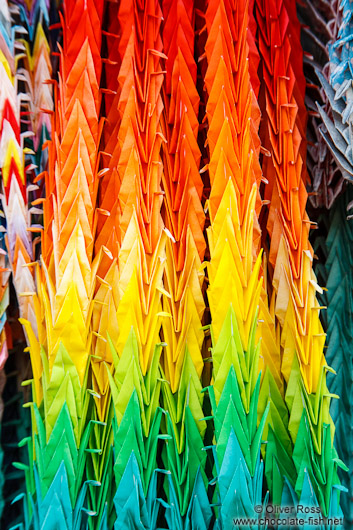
[204,0,282,402]
[255,0,327,395]
[1,0,345,527]
[160,0,205,396]
[21,0,104,418]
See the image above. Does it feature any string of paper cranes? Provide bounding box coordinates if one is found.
[0,0,351,529]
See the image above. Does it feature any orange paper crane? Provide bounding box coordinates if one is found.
[91,0,165,408]
[92,0,166,377]
[160,0,205,394]
[157,0,211,523]
[202,1,283,525]
[253,1,345,516]
[204,0,282,389]
[89,0,124,421]
[41,0,103,267]
[111,0,166,377]
[20,0,104,430]
[28,0,104,385]
[89,1,168,526]
[94,1,126,263]
[13,0,107,524]
[255,0,327,396]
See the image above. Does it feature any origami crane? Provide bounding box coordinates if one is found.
[298,0,344,209]
[310,190,353,529]
[15,1,106,526]
[255,0,344,521]
[0,0,347,529]
[0,2,27,518]
[317,0,353,185]
[202,0,289,526]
